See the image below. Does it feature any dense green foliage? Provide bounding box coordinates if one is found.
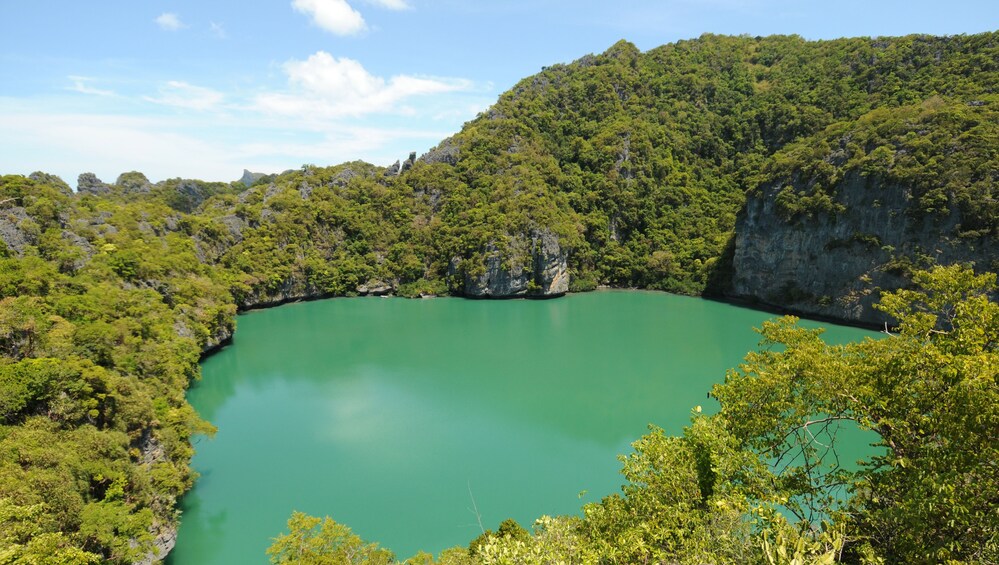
[425,32,997,293]
[270,265,998,564]
[0,30,997,562]
[0,174,230,563]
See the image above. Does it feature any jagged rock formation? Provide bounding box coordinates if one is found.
[163,179,221,212]
[116,171,153,194]
[28,172,72,196]
[419,138,459,166]
[0,207,34,255]
[239,169,268,187]
[400,151,417,174]
[76,172,111,195]
[452,230,569,298]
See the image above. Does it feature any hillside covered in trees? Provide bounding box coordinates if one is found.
[0,31,996,563]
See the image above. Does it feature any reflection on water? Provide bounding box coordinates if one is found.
[169,292,876,563]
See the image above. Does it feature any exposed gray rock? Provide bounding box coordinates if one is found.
[358,280,395,296]
[61,230,95,269]
[238,276,322,310]
[239,169,267,187]
[419,138,460,166]
[205,320,234,352]
[164,215,180,232]
[532,229,570,295]
[330,167,359,187]
[263,183,281,201]
[172,180,213,212]
[135,523,176,565]
[28,172,73,196]
[173,304,235,355]
[730,171,996,325]
[77,172,111,195]
[219,215,247,243]
[452,230,569,298]
[385,160,401,176]
[0,207,35,255]
[115,171,153,194]
[192,214,248,263]
[134,431,178,565]
[400,151,417,174]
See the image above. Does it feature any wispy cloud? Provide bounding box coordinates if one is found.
[255,51,473,118]
[210,21,228,39]
[155,12,186,31]
[365,0,412,10]
[67,76,116,97]
[292,0,366,36]
[144,81,225,111]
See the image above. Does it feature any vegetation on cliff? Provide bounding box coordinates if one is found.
[0,30,997,562]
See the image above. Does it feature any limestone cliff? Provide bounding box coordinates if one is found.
[451,230,569,298]
[730,171,995,325]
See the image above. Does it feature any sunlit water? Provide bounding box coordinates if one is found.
[169,291,875,563]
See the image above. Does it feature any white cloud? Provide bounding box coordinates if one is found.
[144,81,224,111]
[365,0,412,10]
[210,21,227,39]
[67,76,116,97]
[155,12,185,31]
[255,51,473,118]
[0,105,454,184]
[0,110,236,183]
[292,0,366,36]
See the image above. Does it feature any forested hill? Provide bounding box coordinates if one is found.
[0,32,996,563]
[418,32,997,313]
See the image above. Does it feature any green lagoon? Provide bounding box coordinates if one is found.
[169,291,875,563]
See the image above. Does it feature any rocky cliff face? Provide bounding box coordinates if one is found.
[730,172,995,325]
[452,230,569,298]
[76,172,111,195]
[0,207,35,255]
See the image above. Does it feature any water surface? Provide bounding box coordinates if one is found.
[170,291,874,562]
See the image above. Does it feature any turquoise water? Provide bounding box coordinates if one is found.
[169,291,875,563]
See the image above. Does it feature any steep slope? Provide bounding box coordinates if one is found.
[732,96,997,323]
[419,32,998,312]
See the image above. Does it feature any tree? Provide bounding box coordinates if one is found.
[714,265,999,563]
[267,511,395,565]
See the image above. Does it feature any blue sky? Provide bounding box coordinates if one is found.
[1,1,997,186]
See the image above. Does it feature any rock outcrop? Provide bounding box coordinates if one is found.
[730,172,996,325]
[77,172,111,195]
[134,432,179,565]
[167,179,217,212]
[0,207,35,255]
[115,171,153,195]
[452,230,569,298]
[239,169,267,187]
[419,138,459,166]
[28,172,73,196]
[400,151,417,174]
[237,277,324,310]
